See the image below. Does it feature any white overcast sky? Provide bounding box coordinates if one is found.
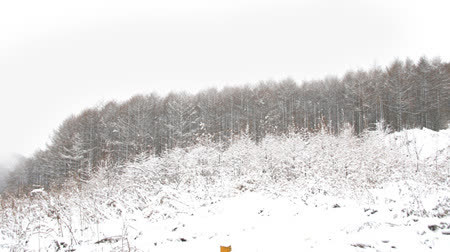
[0,0,449,158]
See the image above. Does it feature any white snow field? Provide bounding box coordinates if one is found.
[1,128,449,251]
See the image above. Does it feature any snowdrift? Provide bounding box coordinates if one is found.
[0,128,449,251]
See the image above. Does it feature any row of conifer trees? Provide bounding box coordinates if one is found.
[3,57,449,194]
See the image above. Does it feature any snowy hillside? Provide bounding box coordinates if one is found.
[0,128,449,251]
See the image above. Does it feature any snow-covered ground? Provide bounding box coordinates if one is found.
[86,185,450,252]
[1,128,449,251]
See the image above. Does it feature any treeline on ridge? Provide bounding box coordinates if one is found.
[3,57,449,194]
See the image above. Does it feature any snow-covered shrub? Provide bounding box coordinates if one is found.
[0,128,448,250]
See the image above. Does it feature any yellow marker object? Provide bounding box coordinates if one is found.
[220,245,232,252]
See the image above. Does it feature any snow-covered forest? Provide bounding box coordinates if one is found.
[0,127,449,251]
[2,57,449,193]
[1,0,449,249]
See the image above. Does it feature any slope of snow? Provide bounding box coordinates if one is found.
[387,127,449,162]
[1,128,449,251]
